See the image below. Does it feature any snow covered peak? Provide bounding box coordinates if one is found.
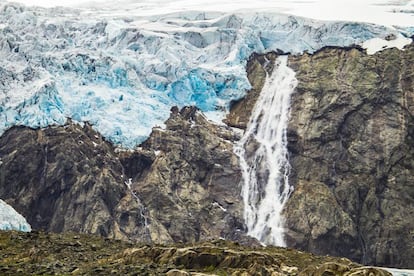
[0,2,412,147]
[0,199,31,232]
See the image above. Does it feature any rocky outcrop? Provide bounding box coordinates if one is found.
[226,52,279,128]
[0,107,245,244]
[0,123,127,236]
[0,231,391,275]
[285,44,414,268]
[128,106,245,243]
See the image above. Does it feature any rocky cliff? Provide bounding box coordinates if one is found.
[285,44,414,268]
[228,43,414,268]
[0,107,246,245]
[0,43,413,269]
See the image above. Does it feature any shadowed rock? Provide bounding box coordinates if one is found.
[0,107,246,245]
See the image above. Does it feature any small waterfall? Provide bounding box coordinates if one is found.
[234,55,297,246]
[124,178,151,242]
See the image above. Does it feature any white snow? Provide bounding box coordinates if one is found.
[212,201,227,212]
[362,33,413,54]
[0,199,32,232]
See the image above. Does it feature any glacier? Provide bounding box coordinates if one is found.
[0,199,31,232]
[0,2,413,147]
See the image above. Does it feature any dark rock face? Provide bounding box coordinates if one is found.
[284,45,414,268]
[130,106,245,243]
[0,123,126,236]
[225,52,279,128]
[0,107,245,244]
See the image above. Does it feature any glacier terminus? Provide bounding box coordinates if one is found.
[0,199,31,232]
[1,2,412,148]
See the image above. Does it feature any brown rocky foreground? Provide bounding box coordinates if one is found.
[0,230,391,275]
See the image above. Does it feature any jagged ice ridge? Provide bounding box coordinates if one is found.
[0,2,412,147]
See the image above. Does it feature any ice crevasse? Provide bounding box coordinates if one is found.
[0,2,412,148]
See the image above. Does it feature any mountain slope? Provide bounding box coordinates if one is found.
[2,43,413,268]
[1,1,414,270]
[228,43,414,267]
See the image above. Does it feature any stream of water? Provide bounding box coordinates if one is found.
[234,55,298,246]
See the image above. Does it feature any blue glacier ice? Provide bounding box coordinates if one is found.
[0,2,412,147]
[0,199,31,232]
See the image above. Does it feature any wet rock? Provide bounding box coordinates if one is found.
[225,52,279,128]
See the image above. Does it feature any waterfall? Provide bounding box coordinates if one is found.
[234,55,298,246]
[124,178,151,242]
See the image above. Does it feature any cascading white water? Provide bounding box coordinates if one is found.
[234,55,298,246]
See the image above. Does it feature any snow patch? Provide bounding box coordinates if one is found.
[362,34,412,54]
[382,267,414,276]
[212,201,227,212]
